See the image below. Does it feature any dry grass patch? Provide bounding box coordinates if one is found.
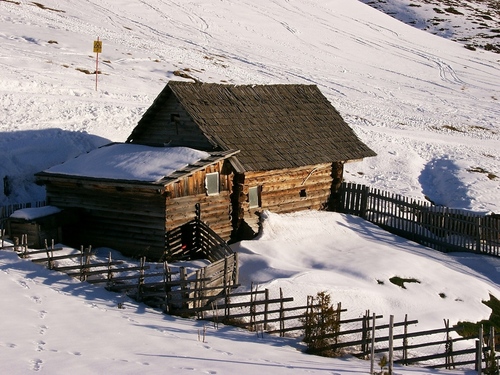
[467,166,498,180]
[31,2,65,12]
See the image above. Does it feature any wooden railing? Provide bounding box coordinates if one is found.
[164,217,233,262]
[338,183,500,256]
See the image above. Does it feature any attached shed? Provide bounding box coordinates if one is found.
[35,143,238,259]
[8,206,64,249]
[126,81,376,238]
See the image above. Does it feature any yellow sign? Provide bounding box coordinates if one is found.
[93,40,102,53]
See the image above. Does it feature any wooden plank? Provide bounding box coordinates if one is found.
[53,261,124,271]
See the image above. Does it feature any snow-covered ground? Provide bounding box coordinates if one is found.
[2,210,498,374]
[1,0,499,373]
[359,0,500,53]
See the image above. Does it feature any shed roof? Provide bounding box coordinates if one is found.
[35,143,238,188]
[128,81,376,172]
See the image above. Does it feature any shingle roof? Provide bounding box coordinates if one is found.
[132,81,376,172]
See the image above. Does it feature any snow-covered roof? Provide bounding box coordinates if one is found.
[41,143,211,183]
[10,206,61,220]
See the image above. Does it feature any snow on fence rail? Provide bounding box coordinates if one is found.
[339,182,500,256]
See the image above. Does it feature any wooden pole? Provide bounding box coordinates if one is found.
[477,325,484,374]
[163,260,170,313]
[370,312,376,375]
[388,315,394,375]
[403,314,408,365]
[279,288,285,337]
[234,252,239,285]
[362,310,369,354]
[180,267,187,310]
[264,288,269,331]
[489,326,495,372]
[95,37,99,91]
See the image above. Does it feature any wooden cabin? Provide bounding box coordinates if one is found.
[126,81,376,238]
[35,143,238,259]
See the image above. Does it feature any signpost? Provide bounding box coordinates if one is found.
[93,37,102,91]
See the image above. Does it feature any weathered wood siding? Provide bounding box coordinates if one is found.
[128,96,213,150]
[40,160,234,259]
[237,163,339,234]
[165,162,233,241]
[8,217,61,249]
[44,180,166,259]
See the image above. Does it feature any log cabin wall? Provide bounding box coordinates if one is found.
[235,163,340,236]
[44,180,166,259]
[165,161,233,241]
[128,96,214,150]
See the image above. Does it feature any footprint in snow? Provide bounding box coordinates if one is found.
[39,325,48,335]
[18,280,29,289]
[31,358,43,371]
[36,340,46,352]
[30,296,42,304]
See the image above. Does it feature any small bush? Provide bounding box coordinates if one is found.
[301,291,341,357]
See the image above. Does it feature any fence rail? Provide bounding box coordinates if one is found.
[338,182,500,256]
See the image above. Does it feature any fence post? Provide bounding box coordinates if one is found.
[180,266,188,310]
[264,288,269,331]
[361,310,370,355]
[360,185,369,219]
[475,216,482,254]
[370,312,376,375]
[163,260,171,314]
[477,325,483,374]
[250,283,256,332]
[136,257,146,301]
[223,256,228,292]
[403,314,408,365]
[233,252,239,285]
[388,315,394,375]
[22,234,28,257]
[279,288,285,337]
[476,340,482,374]
[444,319,454,369]
[194,269,201,314]
[488,326,496,373]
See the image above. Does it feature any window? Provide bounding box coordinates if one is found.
[299,189,307,198]
[171,114,180,134]
[205,172,219,195]
[248,186,261,208]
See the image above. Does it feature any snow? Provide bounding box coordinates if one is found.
[9,206,61,220]
[1,0,499,373]
[43,144,210,182]
[2,209,496,375]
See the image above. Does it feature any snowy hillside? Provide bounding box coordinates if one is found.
[1,1,500,373]
[1,0,499,212]
[360,0,500,53]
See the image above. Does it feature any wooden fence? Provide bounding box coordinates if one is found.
[0,236,239,314]
[165,217,234,262]
[338,182,500,256]
[311,310,498,372]
[0,232,496,371]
